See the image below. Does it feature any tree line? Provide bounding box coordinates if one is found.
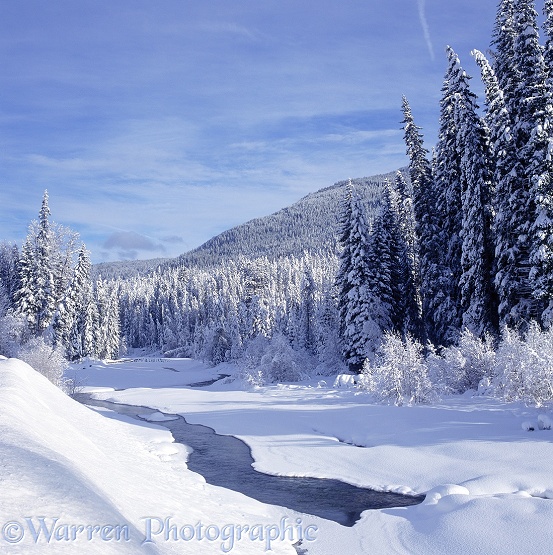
[337,0,553,371]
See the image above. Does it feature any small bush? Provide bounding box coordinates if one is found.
[359,332,435,405]
[493,323,553,406]
[237,333,314,386]
[427,329,495,394]
[17,337,67,389]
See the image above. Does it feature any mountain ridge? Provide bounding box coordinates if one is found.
[94,168,405,278]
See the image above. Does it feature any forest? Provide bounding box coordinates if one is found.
[2,0,553,407]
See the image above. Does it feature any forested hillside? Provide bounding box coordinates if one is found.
[171,171,400,268]
[3,1,553,410]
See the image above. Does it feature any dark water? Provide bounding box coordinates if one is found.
[81,395,424,527]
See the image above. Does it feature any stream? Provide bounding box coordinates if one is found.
[81,394,424,527]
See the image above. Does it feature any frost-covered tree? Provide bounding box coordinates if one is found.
[298,267,317,354]
[453,53,498,337]
[544,0,553,83]
[509,1,553,326]
[95,279,121,359]
[430,47,466,344]
[14,191,57,335]
[493,322,553,406]
[401,96,436,342]
[472,49,522,330]
[53,245,94,360]
[530,0,553,324]
[0,243,19,309]
[491,0,517,106]
[393,171,423,340]
[376,180,411,335]
[359,332,434,406]
[336,180,376,371]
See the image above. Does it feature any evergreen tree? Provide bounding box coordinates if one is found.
[0,243,20,309]
[430,46,466,344]
[491,0,517,106]
[336,180,374,371]
[509,0,553,326]
[53,245,94,360]
[375,180,408,333]
[401,96,437,343]
[453,55,498,337]
[472,49,523,329]
[14,191,57,336]
[392,171,423,340]
[298,267,317,354]
[544,0,553,84]
[532,0,553,324]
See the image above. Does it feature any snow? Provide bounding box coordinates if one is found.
[4,355,553,553]
[0,357,305,554]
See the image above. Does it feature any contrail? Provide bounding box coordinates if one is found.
[417,0,435,61]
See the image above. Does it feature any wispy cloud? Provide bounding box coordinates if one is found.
[417,0,435,61]
[0,0,497,263]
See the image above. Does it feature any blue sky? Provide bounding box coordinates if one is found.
[0,0,498,262]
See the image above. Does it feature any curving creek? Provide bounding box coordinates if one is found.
[80,393,424,528]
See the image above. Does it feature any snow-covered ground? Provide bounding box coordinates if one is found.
[4,355,553,553]
[0,357,306,554]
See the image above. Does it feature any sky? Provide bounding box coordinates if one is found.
[0,0,500,263]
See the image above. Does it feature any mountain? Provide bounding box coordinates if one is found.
[92,168,404,277]
[172,169,404,268]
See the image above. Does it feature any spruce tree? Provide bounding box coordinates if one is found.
[509,0,553,326]
[472,49,520,329]
[453,55,498,337]
[14,191,57,336]
[392,171,423,341]
[532,0,553,324]
[491,0,517,107]
[401,96,438,343]
[53,245,94,360]
[335,180,374,371]
[431,46,466,344]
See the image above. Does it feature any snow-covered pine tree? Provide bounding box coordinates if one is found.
[336,180,375,371]
[53,245,94,360]
[491,0,517,107]
[544,0,553,83]
[377,179,412,336]
[472,49,522,329]
[430,47,466,344]
[530,0,553,325]
[0,243,19,310]
[14,191,57,336]
[453,55,498,337]
[393,171,423,341]
[509,0,553,326]
[298,267,317,354]
[95,279,121,359]
[401,96,438,343]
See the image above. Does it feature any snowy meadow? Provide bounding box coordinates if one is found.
[5,355,553,554]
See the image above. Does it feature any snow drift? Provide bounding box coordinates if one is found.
[0,357,295,554]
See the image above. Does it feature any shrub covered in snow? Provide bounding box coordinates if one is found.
[427,329,496,394]
[0,315,68,390]
[492,323,553,407]
[0,314,30,357]
[237,333,314,386]
[16,336,67,389]
[358,332,435,405]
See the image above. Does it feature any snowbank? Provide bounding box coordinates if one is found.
[0,358,303,554]
[90,359,553,554]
